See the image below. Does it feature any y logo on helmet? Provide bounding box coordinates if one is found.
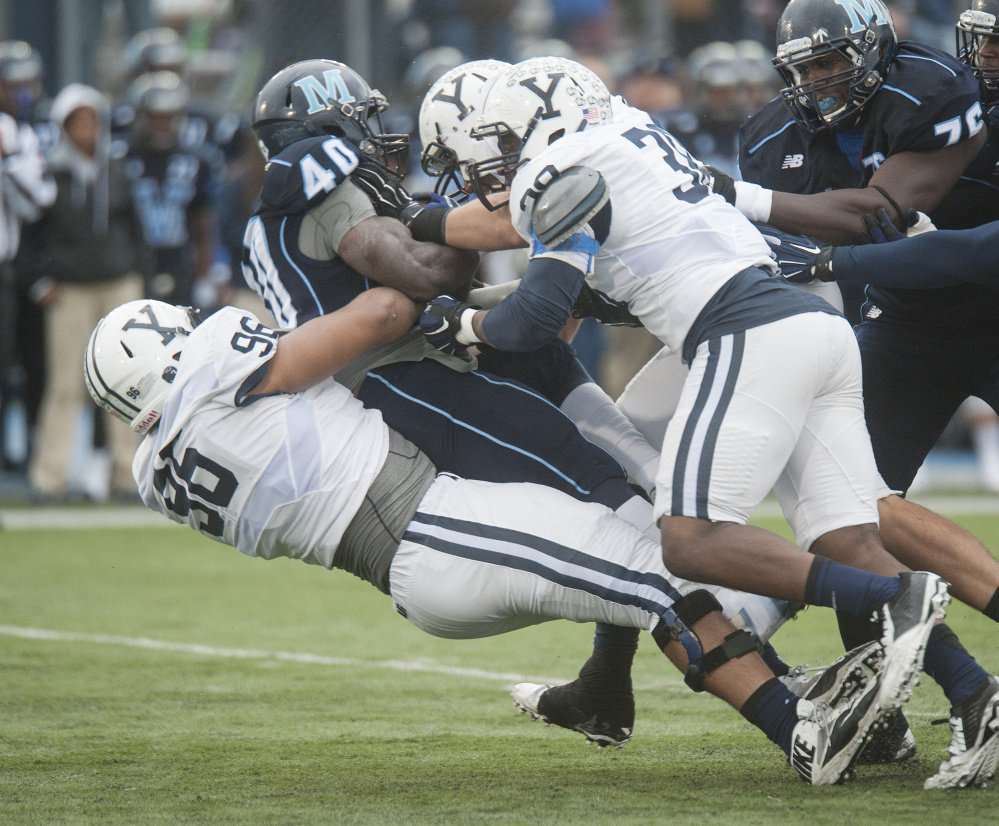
[122,304,182,345]
[519,74,565,120]
[431,74,477,121]
[294,70,356,115]
[833,0,891,32]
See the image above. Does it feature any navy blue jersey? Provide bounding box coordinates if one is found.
[740,40,994,333]
[125,146,217,304]
[239,136,633,511]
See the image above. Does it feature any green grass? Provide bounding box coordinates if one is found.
[2,512,998,824]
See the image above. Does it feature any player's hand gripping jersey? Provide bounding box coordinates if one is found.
[507,101,830,363]
[241,135,475,388]
[134,307,390,566]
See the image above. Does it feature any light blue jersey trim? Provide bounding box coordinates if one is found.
[279,216,324,318]
[364,372,593,496]
[882,84,922,105]
[896,53,957,77]
[747,121,796,155]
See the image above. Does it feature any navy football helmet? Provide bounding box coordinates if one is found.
[957,1,999,100]
[127,70,189,152]
[251,59,409,170]
[773,0,897,132]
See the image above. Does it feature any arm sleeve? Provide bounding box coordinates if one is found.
[480,255,586,351]
[831,222,999,287]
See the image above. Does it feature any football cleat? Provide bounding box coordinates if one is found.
[877,571,950,707]
[781,650,917,764]
[511,676,634,750]
[924,675,999,790]
[788,637,920,785]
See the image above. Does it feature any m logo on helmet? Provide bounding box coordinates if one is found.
[519,73,565,121]
[293,69,356,115]
[122,303,183,345]
[833,0,891,32]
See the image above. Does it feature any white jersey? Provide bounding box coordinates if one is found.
[134,307,389,567]
[509,102,775,355]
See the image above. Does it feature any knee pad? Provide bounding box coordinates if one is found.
[652,590,759,692]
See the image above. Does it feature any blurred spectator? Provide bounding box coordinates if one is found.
[0,41,56,473]
[27,84,143,502]
[405,1,519,63]
[619,55,686,121]
[123,71,219,308]
[550,0,616,56]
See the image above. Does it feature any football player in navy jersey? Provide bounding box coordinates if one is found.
[242,59,803,751]
[124,71,219,307]
[711,0,999,772]
[727,0,999,625]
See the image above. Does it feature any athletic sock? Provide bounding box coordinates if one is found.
[836,610,881,650]
[985,586,999,624]
[741,676,798,756]
[805,556,901,618]
[759,641,790,677]
[594,623,640,657]
[923,624,991,707]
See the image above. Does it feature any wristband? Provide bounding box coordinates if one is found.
[407,206,450,245]
[733,181,773,223]
[455,307,481,346]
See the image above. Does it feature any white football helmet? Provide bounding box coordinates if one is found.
[418,59,511,197]
[466,56,612,209]
[84,300,197,435]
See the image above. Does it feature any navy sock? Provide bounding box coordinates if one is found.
[593,623,640,656]
[759,642,790,677]
[923,624,991,707]
[805,556,901,618]
[985,587,999,624]
[741,677,798,756]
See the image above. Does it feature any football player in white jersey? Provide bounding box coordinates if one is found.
[83,290,940,786]
[416,56,999,790]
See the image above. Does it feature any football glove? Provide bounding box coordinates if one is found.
[703,164,737,206]
[352,160,415,219]
[420,295,479,355]
[862,207,935,244]
[571,283,643,327]
[810,246,836,282]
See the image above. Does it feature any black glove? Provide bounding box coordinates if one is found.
[352,160,416,219]
[420,295,478,355]
[811,246,835,282]
[862,206,918,244]
[571,283,643,327]
[703,165,737,206]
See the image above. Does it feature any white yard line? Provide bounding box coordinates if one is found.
[0,623,581,687]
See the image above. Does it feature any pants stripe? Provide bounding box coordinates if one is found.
[404,510,680,614]
[672,333,745,518]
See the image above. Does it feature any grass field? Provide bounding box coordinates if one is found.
[2,506,998,824]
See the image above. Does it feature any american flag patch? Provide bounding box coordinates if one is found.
[581,106,600,122]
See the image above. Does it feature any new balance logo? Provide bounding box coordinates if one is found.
[782,154,804,169]
[866,306,883,319]
[791,738,817,783]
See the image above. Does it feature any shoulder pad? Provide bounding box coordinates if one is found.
[532,166,609,248]
[260,136,360,215]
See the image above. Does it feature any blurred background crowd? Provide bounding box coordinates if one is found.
[0,0,993,504]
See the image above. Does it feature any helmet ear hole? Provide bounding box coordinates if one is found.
[548,128,565,145]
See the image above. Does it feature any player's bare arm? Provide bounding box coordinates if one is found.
[439,198,528,251]
[251,287,419,396]
[338,215,479,302]
[763,135,986,244]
